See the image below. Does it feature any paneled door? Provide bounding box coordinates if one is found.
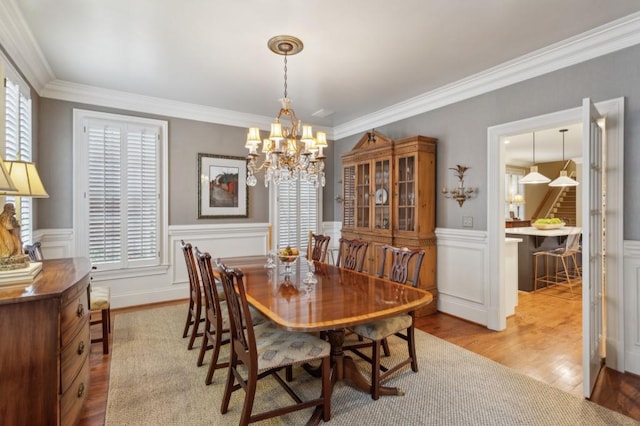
[582,97,606,398]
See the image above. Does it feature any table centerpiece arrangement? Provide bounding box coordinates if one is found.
[532,218,566,230]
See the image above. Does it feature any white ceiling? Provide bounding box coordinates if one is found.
[504,123,583,167]
[7,1,640,149]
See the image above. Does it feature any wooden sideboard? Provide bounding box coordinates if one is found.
[0,257,92,426]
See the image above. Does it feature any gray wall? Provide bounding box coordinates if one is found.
[33,44,640,240]
[36,99,272,227]
[333,44,640,240]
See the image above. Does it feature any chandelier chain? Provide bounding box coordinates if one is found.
[283,54,288,99]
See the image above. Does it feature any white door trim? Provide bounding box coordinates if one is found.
[486,98,624,372]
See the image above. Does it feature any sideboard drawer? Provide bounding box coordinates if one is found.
[60,354,89,426]
[61,316,90,394]
[61,287,89,347]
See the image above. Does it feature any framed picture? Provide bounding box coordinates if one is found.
[198,153,248,218]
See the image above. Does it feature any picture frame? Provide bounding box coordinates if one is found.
[197,153,248,218]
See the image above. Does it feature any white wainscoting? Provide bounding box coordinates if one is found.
[321,222,342,247]
[624,240,640,375]
[435,228,490,326]
[169,223,270,285]
[34,228,75,259]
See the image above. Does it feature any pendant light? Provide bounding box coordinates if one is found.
[549,129,579,187]
[520,132,550,184]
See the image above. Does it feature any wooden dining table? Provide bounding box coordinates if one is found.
[217,255,434,403]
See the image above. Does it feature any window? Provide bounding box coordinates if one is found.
[505,166,525,218]
[273,180,321,252]
[74,110,168,271]
[3,59,34,245]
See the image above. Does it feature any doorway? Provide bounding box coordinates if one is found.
[486,98,625,397]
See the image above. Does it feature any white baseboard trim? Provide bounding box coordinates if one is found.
[110,287,187,310]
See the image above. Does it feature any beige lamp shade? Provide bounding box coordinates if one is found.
[0,161,49,197]
[0,157,18,192]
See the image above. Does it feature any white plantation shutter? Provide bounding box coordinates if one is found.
[88,123,122,263]
[126,128,158,261]
[276,180,319,252]
[4,77,34,245]
[84,117,160,268]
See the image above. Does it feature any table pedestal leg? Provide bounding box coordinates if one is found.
[308,329,405,424]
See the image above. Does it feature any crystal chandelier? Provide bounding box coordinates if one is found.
[245,35,327,188]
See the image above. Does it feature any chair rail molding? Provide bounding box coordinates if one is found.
[435,228,491,327]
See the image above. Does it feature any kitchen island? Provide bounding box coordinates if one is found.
[505,226,581,292]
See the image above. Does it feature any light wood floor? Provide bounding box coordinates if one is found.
[78,291,640,425]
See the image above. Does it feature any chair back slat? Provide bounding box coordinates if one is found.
[310,233,331,262]
[216,260,254,358]
[180,240,201,302]
[24,241,44,261]
[378,245,425,287]
[194,249,224,325]
[336,238,369,272]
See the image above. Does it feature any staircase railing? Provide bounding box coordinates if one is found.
[531,160,576,219]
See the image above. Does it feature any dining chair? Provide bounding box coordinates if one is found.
[348,245,425,400]
[24,241,44,261]
[216,260,331,425]
[308,232,331,262]
[335,237,369,272]
[180,240,204,350]
[534,227,582,298]
[194,248,231,385]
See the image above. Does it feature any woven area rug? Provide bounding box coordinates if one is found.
[105,304,638,425]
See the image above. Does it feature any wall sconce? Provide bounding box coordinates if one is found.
[441,165,475,207]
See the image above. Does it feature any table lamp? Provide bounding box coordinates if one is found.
[513,194,525,220]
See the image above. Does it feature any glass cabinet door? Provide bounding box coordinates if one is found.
[342,165,355,228]
[374,159,391,230]
[356,163,370,228]
[397,155,416,231]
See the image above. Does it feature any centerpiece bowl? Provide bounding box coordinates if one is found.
[277,248,299,274]
[278,254,299,263]
[532,221,566,230]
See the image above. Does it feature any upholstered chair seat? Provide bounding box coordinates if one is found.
[350,314,412,341]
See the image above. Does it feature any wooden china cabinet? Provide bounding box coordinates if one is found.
[341,131,438,316]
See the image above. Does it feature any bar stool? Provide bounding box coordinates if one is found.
[533,228,582,298]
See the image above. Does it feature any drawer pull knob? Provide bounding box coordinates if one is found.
[76,304,84,317]
[77,382,85,398]
[77,341,85,355]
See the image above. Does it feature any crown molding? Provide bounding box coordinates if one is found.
[42,79,275,129]
[333,12,640,140]
[40,79,335,138]
[0,0,54,91]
